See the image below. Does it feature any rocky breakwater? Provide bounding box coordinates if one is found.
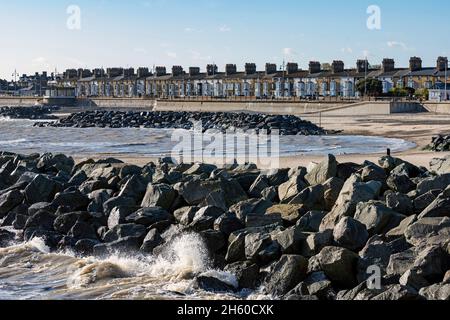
[0,106,59,120]
[1,151,450,300]
[35,110,327,135]
[428,134,450,152]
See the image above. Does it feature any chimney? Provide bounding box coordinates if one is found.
[137,67,150,78]
[286,63,298,75]
[331,60,344,74]
[265,63,277,75]
[123,68,135,77]
[189,67,200,76]
[172,66,184,77]
[437,56,448,71]
[225,64,237,76]
[356,60,369,73]
[94,68,105,78]
[245,63,257,75]
[309,61,321,74]
[107,68,123,78]
[155,67,166,77]
[409,57,422,71]
[382,58,395,72]
[206,64,218,76]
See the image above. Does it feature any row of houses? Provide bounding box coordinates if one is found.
[55,56,449,100]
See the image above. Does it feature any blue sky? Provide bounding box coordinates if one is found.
[1,0,450,79]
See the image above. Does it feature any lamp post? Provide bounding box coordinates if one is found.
[11,69,19,95]
[445,61,448,101]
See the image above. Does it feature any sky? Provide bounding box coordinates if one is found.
[1,0,450,79]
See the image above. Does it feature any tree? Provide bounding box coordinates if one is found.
[415,88,429,100]
[356,78,383,96]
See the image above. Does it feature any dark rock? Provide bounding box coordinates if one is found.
[263,255,308,296]
[140,229,164,253]
[125,207,172,226]
[354,201,406,235]
[0,190,24,218]
[189,206,225,232]
[51,190,90,211]
[245,213,282,228]
[316,246,359,288]
[68,221,98,240]
[387,174,416,194]
[266,204,307,224]
[102,223,147,243]
[213,213,244,236]
[386,192,414,215]
[24,175,60,205]
[24,210,56,231]
[54,211,90,234]
[273,226,307,254]
[141,184,176,210]
[194,275,236,293]
[75,239,101,255]
[200,230,226,253]
[296,211,327,232]
[94,236,142,256]
[103,196,136,215]
[333,217,369,251]
[224,261,259,289]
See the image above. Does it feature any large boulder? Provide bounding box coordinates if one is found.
[316,246,359,288]
[419,283,450,300]
[244,232,280,265]
[288,185,325,211]
[323,177,345,211]
[178,179,247,207]
[141,184,176,210]
[24,175,60,205]
[416,174,450,195]
[125,207,172,226]
[54,211,91,234]
[51,190,90,211]
[263,255,308,296]
[102,223,147,243]
[304,155,338,186]
[386,192,414,216]
[107,206,141,229]
[229,199,272,222]
[333,217,369,251]
[296,211,327,232]
[189,206,225,232]
[387,174,416,194]
[278,175,308,203]
[266,204,306,224]
[140,229,164,253]
[214,213,244,236]
[354,201,406,235]
[224,261,260,289]
[418,187,450,219]
[320,175,382,231]
[0,190,24,218]
[273,226,307,254]
[405,217,450,247]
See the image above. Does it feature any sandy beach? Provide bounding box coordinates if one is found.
[88,112,450,169]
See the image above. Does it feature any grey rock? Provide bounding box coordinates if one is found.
[333,217,369,251]
[141,184,176,210]
[316,246,359,288]
[320,174,382,231]
[386,192,414,215]
[304,155,338,186]
[354,201,406,235]
[140,229,164,253]
[296,211,327,232]
[125,207,172,226]
[0,190,24,218]
[263,255,308,296]
[102,223,147,243]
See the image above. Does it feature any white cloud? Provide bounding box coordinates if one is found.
[341,47,353,54]
[219,25,231,32]
[189,50,212,62]
[32,57,46,64]
[283,48,297,57]
[387,41,410,51]
[167,52,177,59]
[184,27,195,32]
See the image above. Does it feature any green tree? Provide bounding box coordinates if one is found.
[356,78,383,96]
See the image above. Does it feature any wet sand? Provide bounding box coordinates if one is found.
[86,113,450,169]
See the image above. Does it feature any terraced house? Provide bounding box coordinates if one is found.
[56,56,448,99]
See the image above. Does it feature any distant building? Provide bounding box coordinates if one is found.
[429,82,450,102]
[51,56,448,100]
